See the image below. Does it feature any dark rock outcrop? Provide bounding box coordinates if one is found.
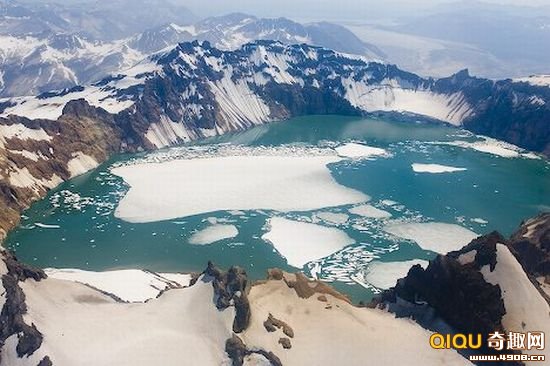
[0,253,49,364]
[37,356,53,366]
[0,272,44,360]
[2,250,47,282]
[429,69,550,155]
[225,335,282,366]
[278,337,292,349]
[447,231,505,271]
[263,313,294,338]
[508,213,550,278]
[369,248,505,337]
[204,262,251,333]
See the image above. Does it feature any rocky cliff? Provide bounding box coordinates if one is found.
[369,214,550,365]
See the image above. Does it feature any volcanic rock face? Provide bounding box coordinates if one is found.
[370,243,506,334]
[0,251,47,365]
[369,216,550,365]
[0,100,126,238]
[508,213,550,279]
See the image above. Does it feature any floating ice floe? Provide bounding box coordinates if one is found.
[34,223,61,229]
[470,217,489,225]
[335,142,390,159]
[349,204,392,218]
[188,224,239,245]
[306,242,400,286]
[112,145,367,223]
[384,222,478,254]
[364,259,429,290]
[411,163,467,174]
[262,217,355,268]
[431,136,540,159]
[314,212,349,225]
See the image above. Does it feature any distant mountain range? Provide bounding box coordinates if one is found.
[0,9,384,98]
[339,1,550,80]
[0,0,196,40]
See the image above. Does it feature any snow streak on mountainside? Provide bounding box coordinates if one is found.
[0,41,472,138]
[2,40,548,152]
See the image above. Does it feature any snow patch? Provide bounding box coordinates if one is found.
[145,116,191,148]
[208,70,271,130]
[513,75,550,87]
[8,167,63,192]
[44,268,192,303]
[343,79,473,126]
[0,124,52,149]
[457,250,477,265]
[18,276,234,366]
[481,244,550,361]
[67,152,98,178]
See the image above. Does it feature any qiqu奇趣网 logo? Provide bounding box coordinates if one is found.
[430,331,545,362]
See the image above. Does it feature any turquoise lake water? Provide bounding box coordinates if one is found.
[6,115,550,302]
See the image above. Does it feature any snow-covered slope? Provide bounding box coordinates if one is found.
[0,33,146,97]
[0,258,470,366]
[481,244,550,364]
[183,14,385,58]
[0,0,195,41]
[1,57,159,120]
